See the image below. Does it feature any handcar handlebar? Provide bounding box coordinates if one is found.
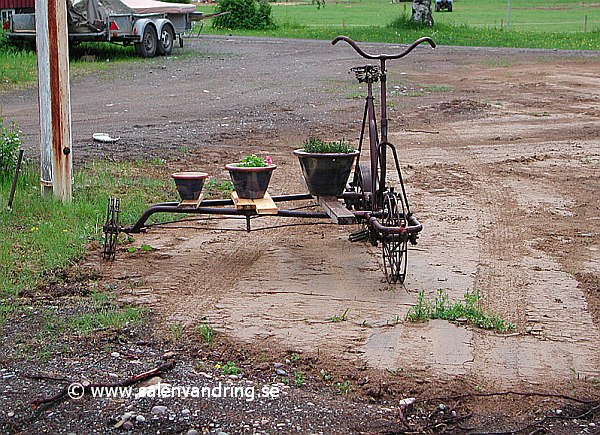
[331,35,436,61]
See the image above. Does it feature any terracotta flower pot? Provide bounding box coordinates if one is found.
[293,149,359,197]
[171,172,209,201]
[224,164,277,199]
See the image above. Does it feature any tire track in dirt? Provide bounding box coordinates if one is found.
[110,223,276,328]
[405,117,600,384]
[385,70,600,381]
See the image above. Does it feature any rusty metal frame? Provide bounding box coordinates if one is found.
[119,36,432,282]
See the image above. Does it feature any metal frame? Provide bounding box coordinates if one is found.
[106,36,435,283]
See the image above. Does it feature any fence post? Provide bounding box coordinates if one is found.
[35,0,73,202]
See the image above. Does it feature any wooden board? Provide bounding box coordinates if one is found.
[178,194,203,209]
[318,196,356,225]
[231,192,278,215]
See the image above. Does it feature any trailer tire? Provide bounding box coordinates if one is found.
[135,25,158,58]
[157,25,174,56]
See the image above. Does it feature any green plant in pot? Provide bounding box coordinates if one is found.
[293,138,359,197]
[225,154,276,199]
[171,172,209,201]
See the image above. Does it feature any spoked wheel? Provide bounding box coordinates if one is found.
[102,197,121,260]
[381,191,408,284]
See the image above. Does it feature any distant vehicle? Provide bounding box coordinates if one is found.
[6,0,210,57]
[435,0,452,12]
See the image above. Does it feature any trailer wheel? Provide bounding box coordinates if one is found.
[157,25,174,56]
[135,25,158,58]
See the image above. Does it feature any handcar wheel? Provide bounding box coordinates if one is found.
[102,197,121,260]
[381,191,408,284]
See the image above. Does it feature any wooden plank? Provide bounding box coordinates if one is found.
[318,196,356,225]
[178,194,203,209]
[253,192,278,215]
[231,192,278,215]
[231,192,255,210]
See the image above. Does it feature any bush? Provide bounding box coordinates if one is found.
[213,0,276,30]
[0,118,21,175]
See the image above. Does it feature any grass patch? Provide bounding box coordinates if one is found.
[423,85,452,93]
[0,301,16,327]
[294,371,305,387]
[406,289,515,333]
[70,289,145,335]
[196,322,216,345]
[0,32,203,89]
[327,308,349,322]
[71,305,145,335]
[0,160,177,299]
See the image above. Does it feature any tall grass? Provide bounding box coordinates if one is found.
[0,31,37,86]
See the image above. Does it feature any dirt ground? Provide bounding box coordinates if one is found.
[2,36,599,433]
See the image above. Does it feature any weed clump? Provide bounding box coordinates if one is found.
[0,118,21,175]
[406,289,515,332]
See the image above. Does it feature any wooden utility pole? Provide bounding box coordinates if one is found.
[35,0,73,202]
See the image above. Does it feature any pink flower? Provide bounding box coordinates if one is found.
[266,156,273,165]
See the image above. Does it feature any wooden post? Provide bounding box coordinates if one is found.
[35,0,73,202]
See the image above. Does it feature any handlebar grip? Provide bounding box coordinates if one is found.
[332,35,435,60]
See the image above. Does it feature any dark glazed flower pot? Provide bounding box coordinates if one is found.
[224,164,277,199]
[171,172,209,201]
[293,149,359,197]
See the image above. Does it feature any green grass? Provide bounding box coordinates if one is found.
[196,0,600,50]
[0,31,142,89]
[200,0,600,33]
[406,289,516,332]
[0,46,37,86]
[327,308,349,322]
[68,288,145,335]
[196,322,216,345]
[294,371,305,387]
[0,160,177,299]
[0,301,16,327]
[71,305,145,334]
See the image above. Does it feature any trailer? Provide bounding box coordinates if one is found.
[7,0,210,57]
[1,0,34,29]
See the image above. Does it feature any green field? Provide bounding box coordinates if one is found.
[193,0,599,50]
[200,0,599,33]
